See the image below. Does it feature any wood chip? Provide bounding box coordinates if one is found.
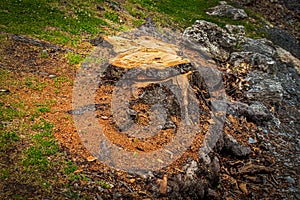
[157,174,168,194]
[239,182,248,194]
[87,156,97,162]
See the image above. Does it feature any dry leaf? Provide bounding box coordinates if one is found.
[157,175,168,194]
[239,182,248,194]
[74,169,83,173]
[87,156,97,162]
[129,178,135,183]
[208,119,215,124]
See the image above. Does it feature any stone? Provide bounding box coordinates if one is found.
[275,46,300,74]
[225,24,245,36]
[229,51,277,74]
[285,176,296,184]
[267,27,300,59]
[90,37,104,46]
[206,2,248,20]
[183,20,237,62]
[227,101,273,125]
[223,134,251,157]
[246,72,283,104]
[240,38,276,57]
[248,137,257,144]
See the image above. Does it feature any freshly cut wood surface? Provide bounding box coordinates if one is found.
[105,36,190,69]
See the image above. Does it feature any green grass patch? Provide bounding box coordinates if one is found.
[65,52,84,65]
[25,77,47,91]
[104,11,120,23]
[0,131,20,151]
[23,119,58,170]
[0,0,108,45]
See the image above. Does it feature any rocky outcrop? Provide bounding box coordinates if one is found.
[206,1,248,20]
[183,17,300,198]
[183,20,237,62]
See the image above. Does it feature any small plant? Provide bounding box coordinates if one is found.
[25,77,47,91]
[65,52,84,65]
[37,106,51,113]
[104,11,120,23]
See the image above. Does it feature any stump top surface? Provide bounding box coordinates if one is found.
[105,36,190,69]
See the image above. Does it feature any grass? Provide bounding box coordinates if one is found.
[65,52,84,65]
[0,0,108,47]
[0,0,268,49]
[25,77,48,91]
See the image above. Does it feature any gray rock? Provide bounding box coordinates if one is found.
[246,72,283,104]
[241,38,276,57]
[267,27,300,59]
[285,176,296,184]
[227,101,273,124]
[225,24,245,36]
[248,137,257,144]
[206,2,248,20]
[183,20,237,62]
[90,37,104,46]
[229,51,277,74]
[223,134,251,157]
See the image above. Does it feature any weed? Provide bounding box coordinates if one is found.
[53,76,73,88]
[25,77,47,91]
[65,52,84,65]
[64,160,78,174]
[104,11,120,23]
[96,180,113,189]
[37,106,51,113]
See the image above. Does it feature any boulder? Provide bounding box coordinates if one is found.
[227,101,273,125]
[206,1,248,20]
[267,27,300,59]
[225,24,245,36]
[229,51,277,74]
[240,38,276,57]
[245,72,283,105]
[183,20,237,62]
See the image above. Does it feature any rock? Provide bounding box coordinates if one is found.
[229,51,277,74]
[248,137,257,144]
[206,1,248,20]
[246,72,284,104]
[90,37,104,46]
[183,20,237,62]
[285,176,296,184]
[96,4,105,11]
[206,188,220,200]
[225,24,245,36]
[48,74,56,78]
[267,27,300,59]
[275,46,300,74]
[227,101,273,125]
[223,134,251,157]
[241,38,276,57]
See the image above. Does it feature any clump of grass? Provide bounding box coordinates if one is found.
[65,52,84,65]
[25,77,47,91]
[104,11,120,23]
